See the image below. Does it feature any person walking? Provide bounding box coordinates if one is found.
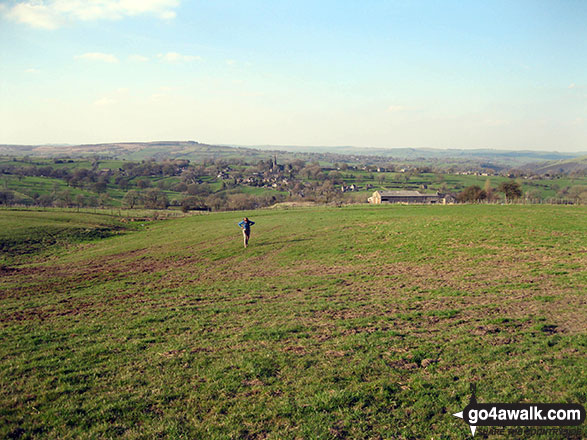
[238,217,255,248]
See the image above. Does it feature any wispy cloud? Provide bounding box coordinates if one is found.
[25,68,40,73]
[4,1,61,29]
[2,0,179,29]
[158,52,202,63]
[93,88,128,106]
[568,83,576,89]
[75,52,118,63]
[387,105,405,113]
[129,54,149,62]
[94,97,117,106]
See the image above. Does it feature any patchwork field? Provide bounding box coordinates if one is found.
[0,205,585,439]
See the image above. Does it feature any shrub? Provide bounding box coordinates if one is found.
[457,185,487,203]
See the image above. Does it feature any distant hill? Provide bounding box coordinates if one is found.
[520,155,587,175]
[0,141,250,160]
[246,144,582,162]
[1,141,585,172]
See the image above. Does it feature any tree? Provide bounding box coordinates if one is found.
[75,194,86,208]
[38,194,54,207]
[115,177,131,190]
[181,196,208,212]
[98,193,110,208]
[143,189,168,209]
[55,190,73,207]
[568,185,587,204]
[136,179,151,189]
[227,193,256,211]
[173,182,188,192]
[328,171,343,184]
[556,186,570,198]
[186,183,211,196]
[484,178,496,202]
[457,185,487,203]
[0,190,15,205]
[498,181,522,202]
[205,194,225,211]
[400,171,412,183]
[525,189,542,202]
[122,190,142,209]
[92,181,108,193]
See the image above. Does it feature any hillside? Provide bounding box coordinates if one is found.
[1,205,585,438]
[1,141,584,171]
[521,155,587,175]
[250,144,582,162]
[0,141,267,162]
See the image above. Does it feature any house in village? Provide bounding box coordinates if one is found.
[340,184,358,193]
[368,190,456,204]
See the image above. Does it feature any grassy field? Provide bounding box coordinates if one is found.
[0,205,585,439]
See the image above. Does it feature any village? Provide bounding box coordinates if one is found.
[1,152,584,210]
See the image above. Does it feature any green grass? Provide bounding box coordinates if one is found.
[0,210,133,265]
[0,205,585,439]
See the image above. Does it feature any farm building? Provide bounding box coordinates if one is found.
[368,190,456,204]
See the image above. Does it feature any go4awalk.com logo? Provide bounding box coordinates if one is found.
[453,384,586,436]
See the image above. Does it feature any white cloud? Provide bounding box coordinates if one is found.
[25,68,40,73]
[226,59,236,66]
[129,54,149,62]
[160,10,176,20]
[158,52,202,63]
[93,88,128,106]
[568,83,576,89]
[75,52,118,63]
[2,0,180,29]
[387,105,405,113]
[5,2,62,29]
[94,97,117,106]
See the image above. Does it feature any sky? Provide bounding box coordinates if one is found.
[0,0,585,151]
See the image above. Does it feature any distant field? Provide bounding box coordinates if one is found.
[0,205,585,439]
[3,163,585,208]
[0,156,587,210]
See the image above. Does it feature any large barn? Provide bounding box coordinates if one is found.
[368,190,456,204]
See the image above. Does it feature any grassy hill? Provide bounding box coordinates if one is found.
[522,155,587,175]
[2,141,584,170]
[1,205,585,438]
[251,145,583,163]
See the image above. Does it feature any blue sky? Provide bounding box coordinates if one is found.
[0,0,585,151]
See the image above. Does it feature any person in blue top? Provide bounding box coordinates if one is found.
[238,217,255,248]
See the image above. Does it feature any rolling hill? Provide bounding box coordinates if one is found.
[520,155,587,175]
[1,141,585,171]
